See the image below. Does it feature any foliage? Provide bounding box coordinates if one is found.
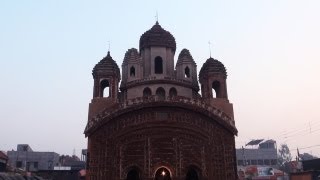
[277,144,292,173]
[300,153,318,160]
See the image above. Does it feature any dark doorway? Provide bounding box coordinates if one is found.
[143,87,152,97]
[100,79,110,97]
[127,169,140,180]
[130,66,136,77]
[185,168,199,180]
[155,56,163,74]
[155,167,171,180]
[185,66,190,78]
[169,88,177,97]
[212,80,220,98]
[156,87,165,100]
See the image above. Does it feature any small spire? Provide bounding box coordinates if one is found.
[208,41,212,58]
[107,51,110,57]
[155,11,159,25]
[108,41,110,52]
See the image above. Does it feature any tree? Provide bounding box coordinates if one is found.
[300,153,318,160]
[277,144,292,173]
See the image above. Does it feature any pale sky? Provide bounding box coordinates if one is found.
[1,0,320,158]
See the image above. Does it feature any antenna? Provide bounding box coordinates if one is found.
[208,41,212,58]
[108,41,110,52]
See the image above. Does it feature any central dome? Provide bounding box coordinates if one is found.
[139,21,176,52]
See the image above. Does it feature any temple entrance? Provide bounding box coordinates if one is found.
[185,168,199,180]
[126,169,140,180]
[155,167,171,180]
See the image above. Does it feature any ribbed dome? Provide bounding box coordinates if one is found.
[176,48,196,65]
[139,22,176,52]
[199,57,227,77]
[122,48,140,65]
[92,51,120,78]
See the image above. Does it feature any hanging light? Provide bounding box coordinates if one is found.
[161,170,166,176]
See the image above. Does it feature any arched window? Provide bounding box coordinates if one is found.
[155,167,171,180]
[143,87,152,97]
[185,168,199,180]
[184,66,190,78]
[130,66,135,77]
[155,56,163,74]
[100,79,110,97]
[169,87,177,97]
[212,81,220,98]
[127,168,140,180]
[156,87,165,100]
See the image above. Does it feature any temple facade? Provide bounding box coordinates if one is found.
[84,22,238,180]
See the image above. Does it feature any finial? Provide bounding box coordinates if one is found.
[155,11,159,24]
[208,41,212,58]
[108,41,110,52]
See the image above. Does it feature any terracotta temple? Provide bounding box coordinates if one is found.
[84,21,238,180]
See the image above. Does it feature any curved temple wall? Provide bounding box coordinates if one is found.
[85,22,237,180]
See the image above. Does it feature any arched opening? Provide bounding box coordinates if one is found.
[169,87,177,97]
[185,168,199,180]
[100,79,110,97]
[130,66,135,77]
[143,87,152,97]
[155,167,171,180]
[156,87,165,100]
[155,56,163,74]
[212,81,220,98]
[126,169,140,180]
[184,66,190,78]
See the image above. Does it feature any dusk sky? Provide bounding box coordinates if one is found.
[1,0,320,158]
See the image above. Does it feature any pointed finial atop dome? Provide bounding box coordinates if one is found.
[155,11,159,25]
[208,41,212,58]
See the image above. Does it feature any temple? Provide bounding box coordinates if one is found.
[84,21,238,180]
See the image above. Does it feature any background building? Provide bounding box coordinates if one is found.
[236,139,278,167]
[0,151,8,172]
[85,21,238,180]
[7,144,59,171]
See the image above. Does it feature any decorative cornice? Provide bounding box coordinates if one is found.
[84,96,237,136]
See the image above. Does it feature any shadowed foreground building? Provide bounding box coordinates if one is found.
[84,22,238,180]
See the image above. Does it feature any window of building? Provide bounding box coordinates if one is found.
[155,56,163,74]
[34,162,38,169]
[264,159,270,165]
[143,87,152,97]
[251,160,257,165]
[130,66,135,77]
[16,161,22,168]
[212,81,220,98]
[237,160,244,166]
[258,159,263,165]
[246,160,251,165]
[169,87,177,97]
[271,159,277,165]
[48,160,53,169]
[156,87,165,100]
[100,79,110,97]
[184,66,190,78]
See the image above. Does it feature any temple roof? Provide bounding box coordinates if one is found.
[199,57,227,77]
[122,48,140,65]
[92,51,120,78]
[139,21,176,52]
[176,48,196,65]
